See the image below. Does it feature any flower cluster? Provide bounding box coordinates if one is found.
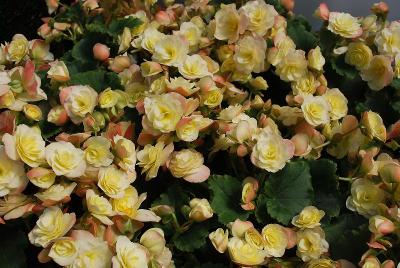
[0,0,399,267]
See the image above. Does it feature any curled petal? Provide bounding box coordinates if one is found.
[183,165,210,183]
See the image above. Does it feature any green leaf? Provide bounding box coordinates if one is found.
[173,222,210,252]
[39,120,63,140]
[287,16,317,51]
[331,55,358,80]
[391,78,400,90]
[152,182,190,210]
[108,17,141,36]
[70,69,121,91]
[208,175,250,224]
[308,159,341,218]
[71,34,104,63]
[262,161,314,225]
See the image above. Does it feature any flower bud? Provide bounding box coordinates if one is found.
[229,219,253,238]
[48,61,70,82]
[209,228,229,253]
[23,104,43,121]
[37,22,52,39]
[140,228,166,256]
[189,198,213,222]
[140,61,163,77]
[369,215,395,235]
[47,105,68,126]
[151,205,174,217]
[371,2,389,16]
[30,39,53,62]
[291,133,311,156]
[361,111,386,142]
[280,0,294,11]
[108,56,131,73]
[82,0,99,10]
[155,10,173,26]
[314,3,330,20]
[236,144,248,157]
[93,43,110,61]
[379,162,400,183]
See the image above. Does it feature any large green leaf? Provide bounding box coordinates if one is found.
[261,161,314,225]
[173,222,210,252]
[287,16,317,51]
[331,55,358,80]
[208,175,250,224]
[70,69,121,91]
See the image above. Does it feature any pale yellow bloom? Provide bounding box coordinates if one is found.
[140,27,165,53]
[118,27,132,53]
[291,72,320,97]
[323,88,348,120]
[83,136,114,167]
[23,104,43,121]
[49,237,78,266]
[28,206,76,247]
[113,135,136,173]
[292,206,325,229]
[99,88,119,108]
[137,142,174,180]
[361,111,386,142]
[219,104,243,121]
[176,21,202,47]
[202,88,223,108]
[244,228,264,250]
[267,33,296,66]
[47,60,70,82]
[62,85,98,124]
[327,12,362,38]
[276,50,308,82]
[189,198,213,222]
[45,141,86,178]
[227,237,267,266]
[27,167,56,189]
[375,25,400,57]
[301,95,331,126]
[345,42,373,70]
[140,228,166,256]
[308,46,325,72]
[176,115,213,142]
[214,4,247,43]
[152,35,188,67]
[86,189,114,225]
[166,77,198,97]
[239,0,277,36]
[112,235,149,268]
[98,165,134,198]
[296,227,329,262]
[178,54,211,80]
[360,55,394,91]
[35,183,77,202]
[228,113,258,143]
[168,149,210,183]
[262,224,288,257]
[0,146,26,196]
[209,228,229,253]
[7,34,29,63]
[233,35,267,73]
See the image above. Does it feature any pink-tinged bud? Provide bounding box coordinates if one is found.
[108,56,131,73]
[371,2,389,16]
[30,39,53,62]
[241,177,258,204]
[93,43,110,61]
[280,0,294,11]
[189,198,213,222]
[369,215,395,235]
[27,167,56,189]
[362,256,381,268]
[379,162,400,183]
[283,227,297,249]
[359,152,374,175]
[45,0,59,14]
[151,205,174,217]
[229,219,254,238]
[316,85,327,95]
[140,228,166,256]
[382,260,395,268]
[47,105,68,126]
[237,144,248,157]
[314,3,330,21]
[155,10,173,26]
[53,22,70,31]
[291,133,311,156]
[198,76,215,92]
[37,23,52,38]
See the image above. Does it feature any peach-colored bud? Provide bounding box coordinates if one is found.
[359,152,374,175]
[140,61,163,77]
[283,227,297,249]
[93,43,110,61]
[316,85,327,95]
[198,76,215,92]
[314,3,330,20]
[155,10,173,26]
[48,60,70,82]
[251,95,264,109]
[291,133,311,156]
[30,39,52,62]
[229,219,253,238]
[53,22,70,31]
[371,2,389,16]
[369,215,395,235]
[382,260,395,268]
[108,56,131,73]
[151,205,174,217]
[280,0,294,11]
[236,144,248,157]
[47,105,68,126]
[140,228,166,256]
[241,178,258,205]
[37,22,52,38]
[379,162,400,183]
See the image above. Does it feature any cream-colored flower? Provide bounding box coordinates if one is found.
[301,95,331,126]
[98,88,119,108]
[49,237,78,266]
[250,76,269,90]
[233,35,267,73]
[140,228,166,257]
[239,0,277,36]
[296,227,329,262]
[140,61,163,77]
[45,141,86,178]
[112,235,149,268]
[360,55,394,91]
[323,88,348,120]
[308,46,325,72]
[346,178,385,217]
[61,85,98,124]
[47,60,70,82]
[7,34,29,63]
[176,115,213,142]
[137,142,174,180]
[276,50,308,82]
[98,165,134,198]
[176,21,202,47]
[327,12,362,38]
[166,77,198,97]
[219,104,243,121]
[23,104,43,121]
[291,72,320,97]
[2,124,45,167]
[35,182,77,202]
[189,198,213,222]
[251,131,294,172]
[83,136,114,167]
[214,4,247,43]
[152,35,188,67]
[168,149,210,183]
[144,92,185,133]
[262,224,288,257]
[27,167,56,189]
[244,228,264,250]
[292,206,325,229]
[361,111,386,142]
[202,87,223,108]
[0,146,27,196]
[140,27,165,53]
[267,33,296,66]
[178,54,211,80]
[228,113,258,143]
[375,25,400,57]
[227,237,267,266]
[118,27,132,53]
[28,206,76,247]
[86,189,114,225]
[113,135,136,173]
[345,42,373,70]
[209,228,229,253]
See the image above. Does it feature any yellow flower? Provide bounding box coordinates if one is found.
[291,72,320,97]
[176,21,202,47]
[28,206,76,247]
[292,206,325,229]
[227,237,267,266]
[140,228,166,256]
[49,237,78,266]
[178,54,211,80]
[219,104,243,121]
[83,136,114,167]
[375,25,400,57]
[296,227,329,262]
[345,42,373,70]
[301,95,331,126]
[45,141,86,178]
[98,165,134,198]
[86,189,115,225]
[308,46,325,72]
[239,0,277,36]
[233,35,267,73]
[176,115,213,142]
[346,178,385,217]
[168,149,210,183]
[276,50,308,82]
[140,27,165,53]
[0,146,26,196]
[327,12,362,38]
[251,130,294,173]
[27,167,56,189]
[166,77,198,96]
[62,85,98,124]
[2,124,46,167]
[214,4,247,43]
[395,54,400,78]
[360,55,394,91]
[112,235,149,268]
[189,198,213,222]
[35,183,77,202]
[23,104,43,121]
[361,111,386,142]
[323,88,348,120]
[262,224,288,257]
[47,60,70,82]
[98,88,119,108]
[244,228,264,250]
[250,76,269,90]
[118,27,132,53]
[7,34,29,63]
[137,142,174,180]
[144,92,185,133]
[202,88,223,108]
[209,228,229,253]
[267,33,296,66]
[140,61,163,77]
[113,135,137,173]
[152,35,188,67]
